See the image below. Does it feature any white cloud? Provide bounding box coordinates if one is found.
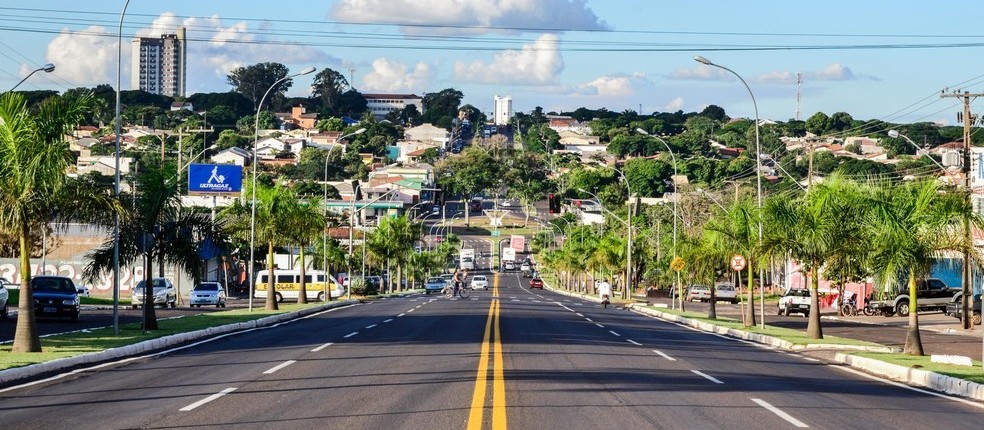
[454,34,563,85]
[44,25,119,87]
[668,62,871,85]
[664,97,684,111]
[362,58,432,92]
[666,65,731,81]
[331,0,608,35]
[579,75,634,97]
[42,13,332,92]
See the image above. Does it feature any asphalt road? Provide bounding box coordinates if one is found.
[1,271,983,429]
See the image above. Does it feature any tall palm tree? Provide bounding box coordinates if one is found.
[283,197,326,303]
[0,92,120,352]
[704,197,760,327]
[761,176,866,339]
[866,179,978,355]
[313,237,346,299]
[388,216,423,292]
[680,230,726,319]
[86,167,226,330]
[221,181,294,310]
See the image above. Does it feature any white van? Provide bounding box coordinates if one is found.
[254,269,346,302]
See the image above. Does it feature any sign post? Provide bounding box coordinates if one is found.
[731,254,747,325]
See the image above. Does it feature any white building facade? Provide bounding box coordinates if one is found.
[493,95,512,126]
[363,94,423,120]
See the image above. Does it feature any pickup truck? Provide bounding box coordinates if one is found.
[778,288,811,316]
[868,278,961,317]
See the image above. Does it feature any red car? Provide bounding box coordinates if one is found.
[529,278,544,289]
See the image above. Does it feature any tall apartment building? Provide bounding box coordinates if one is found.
[493,95,512,126]
[131,27,186,97]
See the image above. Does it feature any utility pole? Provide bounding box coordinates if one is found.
[941,90,983,330]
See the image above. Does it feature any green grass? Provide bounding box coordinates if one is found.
[5,289,130,306]
[649,306,882,347]
[854,352,984,385]
[0,303,321,371]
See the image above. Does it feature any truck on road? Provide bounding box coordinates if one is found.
[459,248,475,270]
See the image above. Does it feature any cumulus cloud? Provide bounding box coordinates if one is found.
[664,97,684,111]
[667,62,874,85]
[44,25,119,87]
[43,13,332,92]
[331,0,608,34]
[454,34,563,85]
[578,75,634,97]
[362,58,432,92]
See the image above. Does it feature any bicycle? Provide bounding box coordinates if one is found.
[442,282,470,299]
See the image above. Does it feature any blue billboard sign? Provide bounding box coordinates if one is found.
[188,164,243,195]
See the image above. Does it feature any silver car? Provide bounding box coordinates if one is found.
[131,278,177,309]
[424,277,446,295]
[190,282,226,308]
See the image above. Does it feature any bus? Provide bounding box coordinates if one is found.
[254,269,346,302]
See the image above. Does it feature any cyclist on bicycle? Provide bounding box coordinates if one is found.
[453,270,463,295]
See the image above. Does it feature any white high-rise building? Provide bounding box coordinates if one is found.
[131,27,186,97]
[493,95,512,126]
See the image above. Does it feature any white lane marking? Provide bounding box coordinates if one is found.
[691,370,724,384]
[263,360,297,375]
[311,342,333,352]
[627,339,642,346]
[343,332,359,338]
[652,349,676,361]
[365,324,378,329]
[609,330,621,337]
[180,387,237,412]
[575,313,583,317]
[750,398,809,428]
[800,356,820,362]
[407,308,415,313]
[595,323,605,328]
[383,318,394,323]
[585,317,593,322]
[397,313,406,317]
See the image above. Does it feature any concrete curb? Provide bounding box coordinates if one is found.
[626,304,984,402]
[834,353,984,402]
[0,300,358,387]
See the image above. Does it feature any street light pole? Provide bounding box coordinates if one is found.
[248,66,316,311]
[695,55,763,328]
[578,188,632,298]
[8,63,55,92]
[112,0,132,335]
[636,128,680,307]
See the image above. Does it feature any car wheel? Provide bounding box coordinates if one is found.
[317,292,326,302]
[784,307,791,316]
[220,303,226,308]
[777,307,783,316]
[170,301,176,308]
[132,305,138,309]
[973,312,982,326]
[275,292,284,303]
[896,302,910,317]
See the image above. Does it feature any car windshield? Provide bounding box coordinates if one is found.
[785,289,810,297]
[474,276,486,281]
[427,277,443,283]
[194,283,219,291]
[135,279,168,290]
[717,284,734,291]
[691,285,708,291]
[32,277,75,293]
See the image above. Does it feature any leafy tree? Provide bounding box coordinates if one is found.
[282,197,326,303]
[311,68,349,115]
[86,167,225,330]
[805,112,831,135]
[316,117,345,132]
[624,158,673,197]
[504,152,552,226]
[187,91,254,118]
[435,147,500,226]
[0,92,124,352]
[421,88,463,128]
[335,90,368,118]
[829,112,854,132]
[216,129,248,151]
[226,62,292,110]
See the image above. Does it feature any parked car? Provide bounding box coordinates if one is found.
[869,278,961,317]
[529,278,544,289]
[778,288,811,316]
[131,278,177,309]
[425,277,447,294]
[945,294,982,325]
[686,285,712,302]
[75,284,91,297]
[0,279,9,320]
[668,286,688,299]
[503,260,516,271]
[470,275,489,290]
[190,282,226,308]
[31,276,80,321]
[715,282,739,304]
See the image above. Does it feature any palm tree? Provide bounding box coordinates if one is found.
[761,176,866,339]
[388,216,423,292]
[221,181,294,310]
[0,92,120,352]
[680,230,727,319]
[86,167,226,330]
[866,179,978,355]
[704,197,760,327]
[313,237,346,299]
[283,197,326,303]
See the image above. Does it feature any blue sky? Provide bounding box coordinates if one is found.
[2,1,984,125]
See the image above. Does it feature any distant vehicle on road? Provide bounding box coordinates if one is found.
[503,260,516,271]
[254,270,344,302]
[529,278,544,289]
[715,282,739,304]
[869,278,960,317]
[32,276,80,322]
[470,275,489,290]
[190,282,226,308]
[686,285,711,302]
[778,288,810,316]
[425,277,447,295]
[131,278,177,309]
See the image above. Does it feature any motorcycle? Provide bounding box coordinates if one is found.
[602,293,610,308]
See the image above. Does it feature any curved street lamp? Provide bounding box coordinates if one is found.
[248,66,316,311]
[112,0,133,335]
[8,63,55,92]
[694,55,764,328]
[577,188,632,296]
[888,130,951,177]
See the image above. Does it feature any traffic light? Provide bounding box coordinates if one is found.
[548,194,560,213]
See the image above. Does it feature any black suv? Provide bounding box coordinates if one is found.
[31,276,80,322]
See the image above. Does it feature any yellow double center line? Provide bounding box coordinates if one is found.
[467,273,507,430]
